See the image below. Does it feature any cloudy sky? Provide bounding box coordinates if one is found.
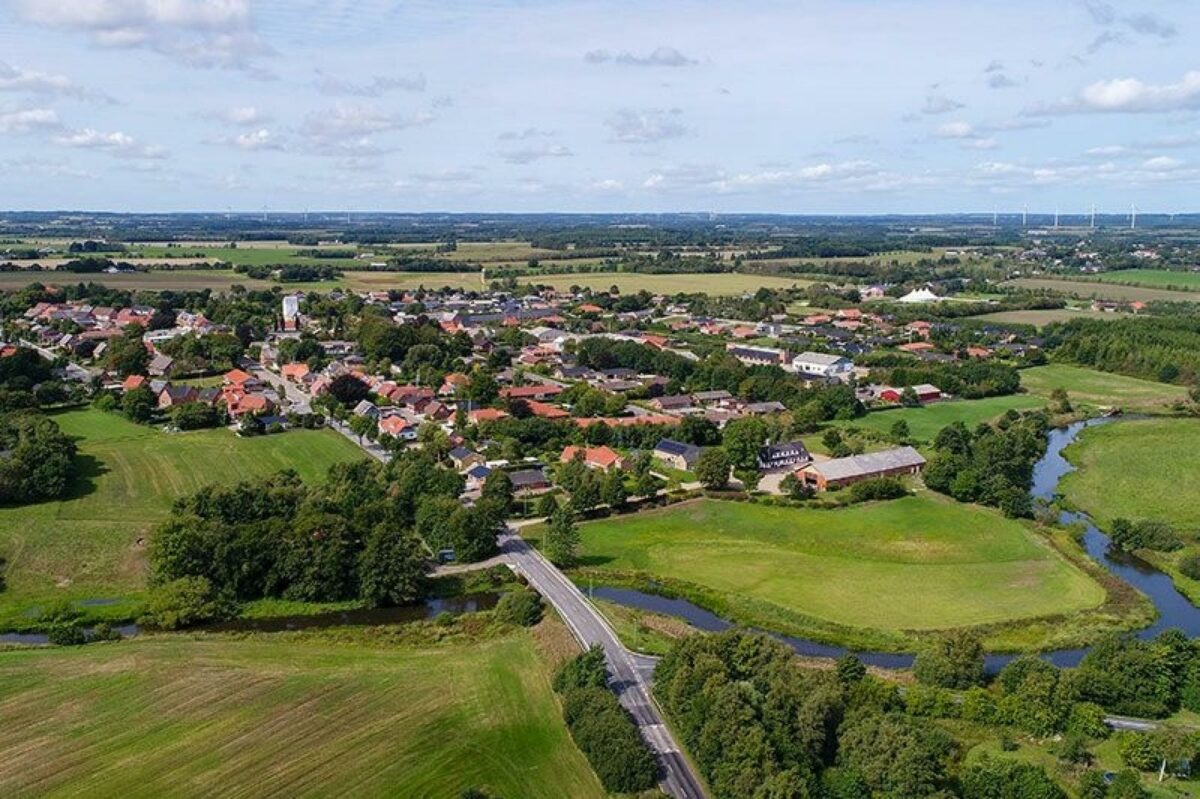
[1,0,1197,213]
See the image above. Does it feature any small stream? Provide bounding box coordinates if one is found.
[595,416,1200,670]
[0,593,500,646]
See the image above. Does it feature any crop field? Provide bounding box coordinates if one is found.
[0,409,364,629]
[1060,417,1200,530]
[0,628,603,798]
[1021,364,1187,412]
[833,394,1047,442]
[1092,268,1200,291]
[971,308,1129,327]
[570,497,1104,645]
[1006,277,1200,304]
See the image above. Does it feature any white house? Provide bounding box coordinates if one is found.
[791,351,854,379]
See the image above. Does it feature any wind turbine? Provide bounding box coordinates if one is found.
[1130,204,1137,230]
[1090,203,1096,230]
[1022,204,1027,228]
[1054,207,1060,229]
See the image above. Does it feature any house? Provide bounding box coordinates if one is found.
[122,374,147,392]
[877,384,942,404]
[758,441,811,471]
[378,414,417,440]
[469,408,510,424]
[691,389,733,406]
[527,400,569,419]
[509,467,551,495]
[727,345,788,367]
[463,463,492,491]
[223,368,261,391]
[797,446,926,491]
[654,439,701,471]
[226,392,275,419]
[792,351,854,379]
[650,394,693,412]
[281,362,310,382]
[157,384,198,408]
[560,445,628,472]
[449,446,485,470]
[147,352,174,377]
[499,384,564,401]
[353,399,380,419]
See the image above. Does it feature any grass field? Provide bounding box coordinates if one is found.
[1093,268,1200,291]
[1021,364,1187,412]
[569,496,1105,646]
[1006,277,1200,304]
[834,395,1047,442]
[0,409,365,629]
[513,271,810,295]
[971,307,1129,327]
[1060,417,1200,530]
[0,625,603,798]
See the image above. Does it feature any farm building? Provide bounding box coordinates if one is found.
[797,446,926,491]
[654,439,701,471]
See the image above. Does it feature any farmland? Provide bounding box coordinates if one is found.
[1092,268,1200,291]
[1005,277,1200,304]
[971,307,1129,327]
[512,271,810,295]
[0,409,364,629]
[833,394,1047,442]
[567,496,1106,650]
[1060,417,1200,530]
[1021,363,1187,412]
[0,624,604,799]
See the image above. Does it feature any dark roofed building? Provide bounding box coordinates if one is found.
[654,438,701,471]
[758,441,811,471]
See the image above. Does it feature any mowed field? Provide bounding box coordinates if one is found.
[0,409,364,628]
[573,497,1104,637]
[1092,268,1200,290]
[1060,417,1200,530]
[1006,277,1200,304]
[1021,364,1187,411]
[972,308,1129,327]
[0,630,604,799]
[833,394,1047,442]
[513,271,810,295]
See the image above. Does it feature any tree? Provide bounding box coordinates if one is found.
[139,576,232,630]
[327,374,370,406]
[0,414,77,503]
[913,630,985,689]
[722,417,767,471]
[348,413,375,443]
[105,323,149,376]
[172,402,220,430]
[358,525,426,607]
[890,419,910,442]
[960,757,1065,799]
[544,507,581,566]
[900,386,921,407]
[780,472,814,501]
[494,589,543,626]
[734,467,760,492]
[535,492,559,518]
[601,468,629,508]
[695,447,732,490]
[122,385,156,423]
[679,415,721,446]
[836,654,867,686]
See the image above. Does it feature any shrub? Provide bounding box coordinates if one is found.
[559,686,658,793]
[1066,702,1109,739]
[90,622,123,642]
[139,576,232,630]
[1117,731,1162,771]
[960,757,1065,799]
[913,630,985,689]
[46,623,87,646]
[847,476,908,503]
[494,589,543,627]
[1179,554,1200,581]
[553,645,608,692]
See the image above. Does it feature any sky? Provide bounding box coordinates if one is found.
[0,0,1198,214]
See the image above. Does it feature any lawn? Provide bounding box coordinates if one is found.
[570,496,1105,647]
[1060,417,1200,530]
[0,409,365,628]
[1021,363,1187,412]
[0,627,604,798]
[833,395,1047,442]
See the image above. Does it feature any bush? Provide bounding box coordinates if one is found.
[847,476,908,503]
[913,630,985,689]
[1179,554,1200,581]
[46,623,87,646]
[553,645,608,692]
[172,402,220,430]
[494,589,543,627]
[960,757,1065,799]
[139,576,232,630]
[1117,731,1162,771]
[559,686,658,793]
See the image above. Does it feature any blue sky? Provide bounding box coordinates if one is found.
[0,0,1197,213]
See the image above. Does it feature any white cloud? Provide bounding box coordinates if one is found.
[15,0,272,74]
[1143,155,1184,172]
[605,108,688,143]
[301,103,433,142]
[223,105,269,126]
[1029,71,1200,115]
[53,127,166,159]
[935,121,975,139]
[0,61,111,102]
[0,107,62,134]
[585,46,698,67]
[498,143,573,165]
[315,71,426,97]
[921,95,965,115]
[229,128,281,151]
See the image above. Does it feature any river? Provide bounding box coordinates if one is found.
[594,417,1200,670]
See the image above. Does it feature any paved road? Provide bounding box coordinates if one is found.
[499,529,707,799]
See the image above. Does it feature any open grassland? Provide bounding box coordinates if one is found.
[0,409,364,629]
[1006,277,1200,303]
[1092,268,1200,290]
[569,497,1105,647]
[514,271,810,295]
[0,627,603,799]
[833,394,1047,442]
[0,268,275,292]
[1060,417,1200,530]
[972,307,1129,327]
[1021,363,1187,412]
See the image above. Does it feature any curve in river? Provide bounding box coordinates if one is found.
[595,417,1200,671]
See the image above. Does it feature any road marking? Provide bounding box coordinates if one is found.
[642,724,680,754]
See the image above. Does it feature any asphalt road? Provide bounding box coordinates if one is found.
[499,529,707,799]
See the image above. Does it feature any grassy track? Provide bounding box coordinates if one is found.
[1060,417,1200,530]
[1021,364,1187,412]
[571,497,1104,642]
[0,627,604,798]
[0,409,364,628]
[834,395,1047,442]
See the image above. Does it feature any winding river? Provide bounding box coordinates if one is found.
[595,417,1200,670]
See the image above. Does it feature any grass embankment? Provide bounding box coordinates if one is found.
[0,617,604,798]
[553,496,1122,652]
[1021,364,1188,414]
[0,409,365,629]
[834,395,1047,443]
